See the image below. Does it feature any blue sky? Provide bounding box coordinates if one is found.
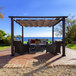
[0,0,76,37]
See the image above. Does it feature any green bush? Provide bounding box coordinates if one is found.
[4,35,11,45]
[0,40,5,44]
[65,38,73,45]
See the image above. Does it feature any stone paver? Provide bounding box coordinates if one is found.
[49,48,76,66]
[0,47,76,68]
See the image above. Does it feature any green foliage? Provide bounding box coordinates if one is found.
[65,24,76,44]
[0,46,10,50]
[65,17,76,45]
[15,35,22,38]
[4,35,11,45]
[46,39,49,42]
[0,13,3,19]
[71,24,76,41]
[15,35,22,40]
[67,44,76,50]
[24,41,27,44]
[46,39,51,43]
[0,7,4,19]
[55,16,76,45]
[0,30,11,45]
[0,30,6,40]
[65,38,73,45]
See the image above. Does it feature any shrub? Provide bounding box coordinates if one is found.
[0,40,5,44]
[4,35,11,45]
[65,38,73,45]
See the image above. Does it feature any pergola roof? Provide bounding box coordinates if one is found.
[9,16,67,27]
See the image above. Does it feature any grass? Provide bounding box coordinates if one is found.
[48,41,51,43]
[24,41,51,44]
[67,44,76,50]
[0,46,10,50]
[0,44,10,50]
[24,41,28,44]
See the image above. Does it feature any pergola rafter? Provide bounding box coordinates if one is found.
[9,16,67,56]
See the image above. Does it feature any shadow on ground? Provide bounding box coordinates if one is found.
[23,56,63,76]
[33,53,55,66]
[0,54,20,68]
[0,48,62,69]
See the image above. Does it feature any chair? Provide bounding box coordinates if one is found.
[13,41,29,55]
[55,40,62,53]
[46,40,62,55]
[46,43,56,55]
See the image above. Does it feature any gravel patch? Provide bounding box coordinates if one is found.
[0,65,76,76]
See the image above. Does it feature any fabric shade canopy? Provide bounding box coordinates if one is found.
[9,16,67,27]
[14,18,62,27]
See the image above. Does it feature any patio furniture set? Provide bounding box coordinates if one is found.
[13,39,62,55]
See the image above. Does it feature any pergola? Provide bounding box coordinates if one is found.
[9,16,67,56]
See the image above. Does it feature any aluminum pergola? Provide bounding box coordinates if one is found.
[9,16,67,56]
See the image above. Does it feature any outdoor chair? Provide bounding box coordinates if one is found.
[46,40,62,55]
[13,40,29,55]
[46,43,56,55]
[55,40,62,53]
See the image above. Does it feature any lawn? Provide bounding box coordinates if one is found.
[24,41,51,44]
[0,44,10,50]
[67,44,76,50]
[24,41,28,44]
[0,46,10,50]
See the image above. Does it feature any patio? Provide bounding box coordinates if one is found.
[9,16,67,56]
[0,47,76,68]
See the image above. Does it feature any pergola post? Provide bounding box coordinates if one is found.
[22,26,24,43]
[11,18,14,56]
[52,26,54,44]
[62,17,66,56]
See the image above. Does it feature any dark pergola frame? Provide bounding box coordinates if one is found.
[9,16,67,56]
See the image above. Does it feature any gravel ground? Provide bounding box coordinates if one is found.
[0,65,76,76]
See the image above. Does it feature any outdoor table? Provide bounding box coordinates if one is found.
[29,43,46,52]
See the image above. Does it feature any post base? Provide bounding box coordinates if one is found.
[62,54,66,56]
[11,54,15,56]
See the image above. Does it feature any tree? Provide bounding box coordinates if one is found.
[0,7,3,19]
[15,35,22,40]
[4,34,11,45]
[69,24,76,41]
[55,15,76,44]
[0,30,6,40]
[55,15,76,36]
[55,22,62,37]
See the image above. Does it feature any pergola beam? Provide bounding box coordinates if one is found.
[9,16,68,18]
[52,18,62,26]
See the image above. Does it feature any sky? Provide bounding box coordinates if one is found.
[0,0,76,37]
